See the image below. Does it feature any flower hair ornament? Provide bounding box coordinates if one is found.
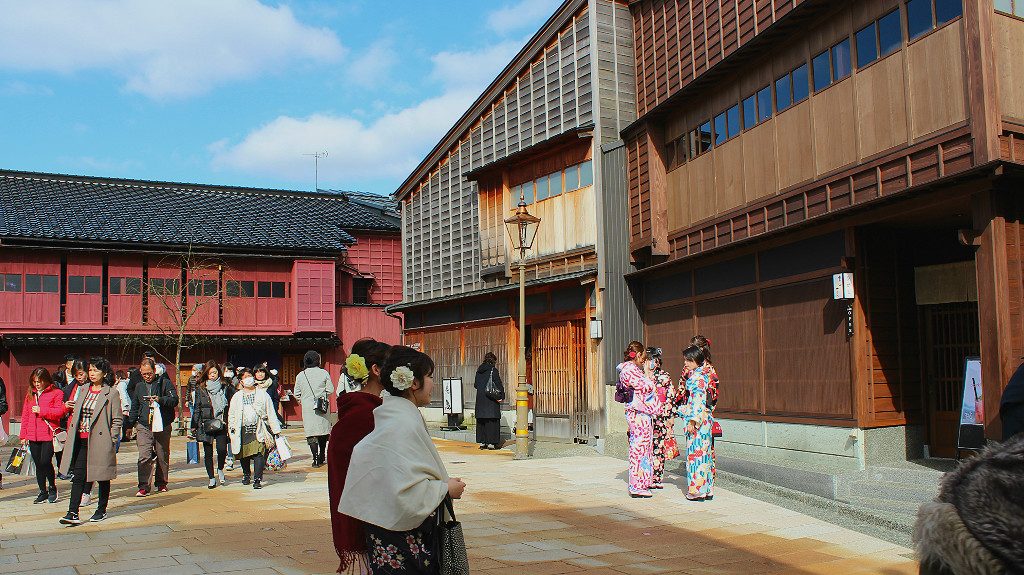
[345,354,369,381]
[390,365,415,391]
[627,351,637,359]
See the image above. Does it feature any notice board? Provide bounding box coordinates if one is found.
[956,357,985,453]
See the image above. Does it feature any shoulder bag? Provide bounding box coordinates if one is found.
[483,368,504,402]
[201,389,226,434]
[37,395,67,453]
[306,372,329,415]
[434,495,469,575]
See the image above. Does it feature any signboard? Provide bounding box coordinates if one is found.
[956,357,985,454]
[832,272,854,300]
[442,378,463,415]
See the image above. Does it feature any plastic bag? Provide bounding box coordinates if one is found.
[275,435,292,461]
[186,441,199,464]
[5,447,26,474]
[151,400,164,433]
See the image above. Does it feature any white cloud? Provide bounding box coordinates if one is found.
[0,80,54,97]
[346,39,398,89]
[0,0,345,99]
[430,41,525,91]
[487,0,563,35]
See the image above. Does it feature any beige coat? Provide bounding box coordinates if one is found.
[227,388,281,455]
[59,384,122,482]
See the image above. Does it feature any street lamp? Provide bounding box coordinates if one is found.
[505,196,541,460]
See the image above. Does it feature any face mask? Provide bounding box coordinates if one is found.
[242,377,256,388]
[224,370,235,378]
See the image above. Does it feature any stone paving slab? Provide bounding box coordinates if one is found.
[0,430,918,574]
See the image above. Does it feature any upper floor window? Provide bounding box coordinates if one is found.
[908,0,963,40]
[0,274,22,292]
[352,278,372,304]
[187,279,218,297]
[26,274,59,293]
[512,160,592,206]
[149,278,180,296]
[775,63,809,113]
[813,38,852,92]
[68,275,100,294]
[996,0,1024,16]
[257,281,286,299]
[109,277,142,295]
[224,279,254,298]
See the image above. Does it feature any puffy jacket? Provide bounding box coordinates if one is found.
[19,386,67,441]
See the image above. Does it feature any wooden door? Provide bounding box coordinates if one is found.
[532,319,588,440]
[922,303,980,458]
[280,354,303,424]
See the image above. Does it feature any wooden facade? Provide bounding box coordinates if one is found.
[626,0,1024,452]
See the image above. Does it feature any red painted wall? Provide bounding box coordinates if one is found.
[294,260,335,332]
[65,256,103,326]
[346,233,403,304]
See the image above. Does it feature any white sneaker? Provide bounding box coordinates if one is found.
[81,493,93,506]
[217,470,228,485]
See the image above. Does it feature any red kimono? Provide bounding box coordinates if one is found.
[328,391,384,573]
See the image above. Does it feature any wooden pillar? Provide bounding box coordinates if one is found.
[644,122,670,257]
[972,187,1024,440]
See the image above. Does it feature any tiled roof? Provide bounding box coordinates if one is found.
[0,170,400,253]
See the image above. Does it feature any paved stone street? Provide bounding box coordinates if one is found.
[0,430,918,574]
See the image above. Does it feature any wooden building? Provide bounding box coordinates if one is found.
[0,170,402,434]
[623,0,1024,465]
[391,0,639,441]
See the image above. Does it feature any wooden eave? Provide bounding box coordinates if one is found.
[463,124,594,182]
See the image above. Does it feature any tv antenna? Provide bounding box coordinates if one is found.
[303,151,329,191]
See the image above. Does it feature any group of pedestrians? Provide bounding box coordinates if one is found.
[617,335,719,501]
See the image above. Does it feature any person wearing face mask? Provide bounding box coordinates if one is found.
[191,361,234,489]
[228,372,281,489]
[128,357,178,497]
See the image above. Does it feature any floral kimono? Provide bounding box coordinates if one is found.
[651,368,678,488]
[677,363,714,499]
[620,361,661,496]
[679,362,719,479]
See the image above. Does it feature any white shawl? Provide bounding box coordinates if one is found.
[340,395,449,531]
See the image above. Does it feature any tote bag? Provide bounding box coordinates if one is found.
[150,400,164,433]
[434,495,470,575]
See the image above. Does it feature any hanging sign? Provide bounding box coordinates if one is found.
[956,357,985,453]
[442,378,463,415]
[832,272,854,300]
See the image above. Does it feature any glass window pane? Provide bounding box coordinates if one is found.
[995,0,1012,11]
[149,278,163,294]
[547,171,562,196]
[258,281,271,298]
[697,122,713,154]
[713,112,727,146]
[687,130,698,159]
[240,281,253,297]
[907,0,932,40]
[126,278,141,295]
[832,39,851,80]
[726,105,740,137]
[85,276,100,294]
[856,23,879,67]
[775,74,792,112]
[5,274,21,292]
[934,0,962,23]
[879,10,902,56]
[812,50,831,92]
[564,165,580,191]
[535,175,549,201]
[110,277,122,295]
[226,280,239,297]
[1017,0,1024,17]
[792,64,809,103]
[756,86,772,121]
[579,160,593,187]
[69,276,84,294]
[272,282,286,298]
[523,182,534,204]
[168,279,180,295]
[187,279,200,296]
[26,274,41,293]
[742,95,757,128]
[43,275,59,293]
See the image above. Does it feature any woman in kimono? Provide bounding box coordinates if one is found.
[677,335,718,478]
[648,348,677,490]
[678,344,714,500]
[618,341,661,498]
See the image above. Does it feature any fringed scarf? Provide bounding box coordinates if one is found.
[328,391,383,573]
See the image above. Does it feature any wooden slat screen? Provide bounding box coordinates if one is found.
[695,293,761,414]
[533,319,587,417]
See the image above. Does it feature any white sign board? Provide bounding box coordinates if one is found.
[957,357,985,452]
[832,272,854,300]
[442,378,463,415]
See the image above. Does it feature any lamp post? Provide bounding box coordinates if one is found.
[505,197,541,460]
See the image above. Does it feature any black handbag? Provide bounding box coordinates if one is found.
[434,495,469,575]
[204,418,225,434]
[484,368,504,402]
[305,372,330,415]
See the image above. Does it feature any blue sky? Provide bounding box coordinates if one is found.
[0,0,563,196]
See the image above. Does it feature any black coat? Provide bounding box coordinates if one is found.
[473,363,503,419]
[129,373,179,430]
[190,381,234,443]
[0,376,7,417]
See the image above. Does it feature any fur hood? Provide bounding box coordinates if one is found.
[914,435,1024,574]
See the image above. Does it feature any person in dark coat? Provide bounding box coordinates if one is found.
[473,352,505,450]
[0,374,7,490]
[1000,360,1024,441]
[53,354,77,390]
[190,360,234,489]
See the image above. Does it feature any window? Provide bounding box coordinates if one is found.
[25,274,59,293]
[352,278,372,304]
[742,95,757,129]
[756,86,772,122]
[579,160,593,187]
[713,112,728,146]
[775,73,792,112]
[791,64,809,103]
[150,278,181,296]
[878,10,902,55]
[856,22,879,67]
[907,0,933,39]
[68,275,100,294]
[995,0,1013,13]
[187,279,217,297]
[545,171,562,197]
[257,281,285,298]
[995,0,1024,16]
[522,182,535,204]
[832,39,851,80]
[0,273,21,292]
[109,277,142,295]
[696,122,713,156]
[535,175,549,201]
[812,50,831,92]
[935,0,962,23]
[225,280,254,298]
[564,164,580,191]
[726,105,740,139]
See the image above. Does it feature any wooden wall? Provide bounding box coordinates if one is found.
[993,13,1024,122]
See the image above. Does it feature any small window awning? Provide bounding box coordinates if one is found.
[463,123,594,182]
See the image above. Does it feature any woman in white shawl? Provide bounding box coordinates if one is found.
[340,346,466,575]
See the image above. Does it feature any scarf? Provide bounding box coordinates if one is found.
[205,379,228,418]
[328,391,384,573]
[340,395,450,532]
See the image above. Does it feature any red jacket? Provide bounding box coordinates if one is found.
[19,386,67,441]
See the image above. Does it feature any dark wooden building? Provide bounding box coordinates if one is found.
[623,0,1022,464]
